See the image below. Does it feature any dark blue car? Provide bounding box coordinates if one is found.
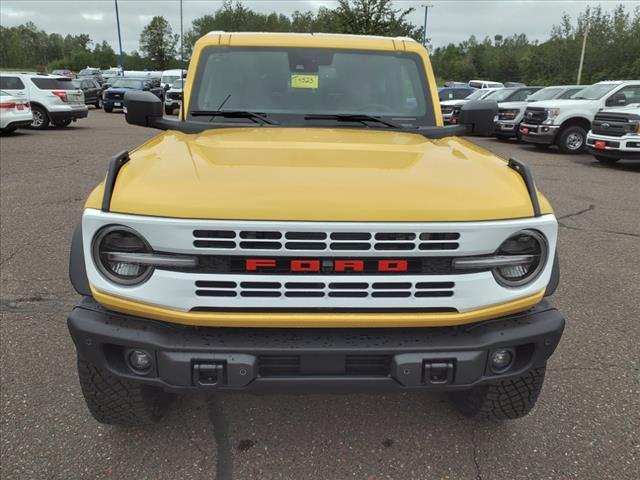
[103,77,163,113]
[438,86,476,102]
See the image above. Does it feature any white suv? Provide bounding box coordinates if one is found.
[520,80,640,153]
[0,73,88,129]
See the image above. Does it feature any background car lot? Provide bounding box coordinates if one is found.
[1,111,639,479]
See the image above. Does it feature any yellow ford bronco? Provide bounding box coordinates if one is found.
[68,33,564,425]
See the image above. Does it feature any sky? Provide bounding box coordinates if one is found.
[0,0,635,53]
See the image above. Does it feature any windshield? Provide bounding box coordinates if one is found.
[527,87,562,101]
[484,89,518,102]
[79,69,98,76]
[162,75,180,84]
[172,79,183,89]
[571,83,618,100]
[189,47,434,126]
[112,79,144,89]
[464,89,488,100]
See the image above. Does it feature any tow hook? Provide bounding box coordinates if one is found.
[423,361,454,385]
[192,362,225,386]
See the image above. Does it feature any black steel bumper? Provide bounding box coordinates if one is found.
[68,297,565,393]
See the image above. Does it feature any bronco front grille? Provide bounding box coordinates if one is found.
[193,229,460,253]
[195,279,455,299]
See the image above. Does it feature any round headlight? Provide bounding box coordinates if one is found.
[493,230,547,287]
[92,226,153,285]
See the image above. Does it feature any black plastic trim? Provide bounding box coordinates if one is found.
[67,297,565,393]
[69,222,91,296]
[544,250,560,297]
[101,150,130,212]
[507,158,541,217]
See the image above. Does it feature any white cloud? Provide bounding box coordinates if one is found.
[1,6,34,18]
[82,12,104,21]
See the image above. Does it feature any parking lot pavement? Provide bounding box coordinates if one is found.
[1,110,639,480]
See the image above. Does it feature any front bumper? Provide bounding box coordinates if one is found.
[520,123,559,145]
[494,121,519,136]
[587,132,640,160]
[68,297,565,393]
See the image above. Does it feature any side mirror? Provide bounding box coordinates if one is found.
[606,92,626,106]
[124,91,163,127]
[459,100,499,135]
[164,84,170,91]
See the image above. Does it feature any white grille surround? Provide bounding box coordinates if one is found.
[82,208,558,313]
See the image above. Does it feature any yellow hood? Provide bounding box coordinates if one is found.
[87,128,551,221]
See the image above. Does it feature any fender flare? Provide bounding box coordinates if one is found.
[544,250,560,297]
[69,222,91,296]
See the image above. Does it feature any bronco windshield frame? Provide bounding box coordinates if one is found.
[187,46,437,128]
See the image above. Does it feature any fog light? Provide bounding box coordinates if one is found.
[491,349,514,372]
[128,349,153,373]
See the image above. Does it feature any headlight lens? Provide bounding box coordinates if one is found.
[493,230,548,287]
[92,226,153,285]
[544,108,561,123]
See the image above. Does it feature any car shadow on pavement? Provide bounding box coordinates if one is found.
[101,391,506,480]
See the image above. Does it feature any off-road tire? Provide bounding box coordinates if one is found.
[77,356,174,425]
[95,98,102,109]
[30,105,49,129]
[104,104,113,113]
[164,105,175,115]
[53,119,72,127]
[448,364,546,420]
[557,125,587,154]
[594,155,620,164]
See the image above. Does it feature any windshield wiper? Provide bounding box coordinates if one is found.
[303,113,407,129]
[191,110,278,125]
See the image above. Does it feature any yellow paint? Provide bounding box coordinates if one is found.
[85,128,553,221]
[91,286,545,328]
[291,74,319,89]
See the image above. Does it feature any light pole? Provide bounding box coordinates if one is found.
[422,4,433,47]
[114,0,125,74]
[576,20,589,84]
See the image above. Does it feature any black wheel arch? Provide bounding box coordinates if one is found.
[544,250,560,297]
[70,222,91,296]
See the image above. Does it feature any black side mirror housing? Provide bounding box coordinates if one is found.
[124,90,163,127]
[164,84,171,91]
[459,99,499,135]
[606,92,626,106]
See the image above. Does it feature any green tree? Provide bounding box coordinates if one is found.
[139,16,178,70]
[334,0,423,40]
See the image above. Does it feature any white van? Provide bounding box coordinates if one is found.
[160,69,185,89]
[468,80,505,89]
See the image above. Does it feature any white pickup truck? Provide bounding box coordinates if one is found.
[586,104,640,163]
[519,80,640,153]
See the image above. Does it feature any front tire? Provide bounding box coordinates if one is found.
[448,364,546,420]
[594,154,620,164]
[103,104,113,113]
[557,125,587,154]
[164,105,175,115]
[77,356,174,425]
[30,106,49,129]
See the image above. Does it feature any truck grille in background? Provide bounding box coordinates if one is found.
[195,280,455,299]
[107,92,123,100]
[167,92,182,100]
[592,112,639,137]
[523,107,548,124]
[193,230,460,252]
[441,106,454,114]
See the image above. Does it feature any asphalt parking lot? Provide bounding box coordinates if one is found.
[1,109,639,480]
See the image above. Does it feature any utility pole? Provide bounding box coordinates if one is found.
[180,0,184,67]
[577,20,589,84]
[114,0,125,74]
[422,4,433,47]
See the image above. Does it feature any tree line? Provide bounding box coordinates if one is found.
[0,0,637,85]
